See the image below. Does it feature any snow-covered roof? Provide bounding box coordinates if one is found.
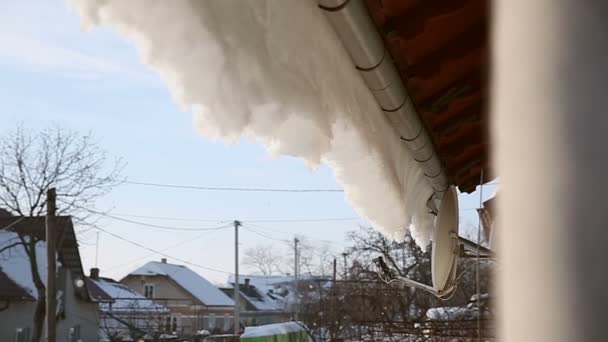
[241,322,308,339]
[0,216,91,301]
[426,307,474,321]
[226,275,294,311]
[89,277,167,312]
[0,230,48,299]
[129,261,234,307]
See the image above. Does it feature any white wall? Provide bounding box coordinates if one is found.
[0,269,99,341]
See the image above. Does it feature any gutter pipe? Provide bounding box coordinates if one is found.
[318,0,449,208]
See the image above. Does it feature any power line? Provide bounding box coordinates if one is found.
[104,227,227,272]
[241,223,346,247]
[110,212,362,224]
[244,217,361,223]
[99,214,232,232]
[123,180,344,193]
[109,213,226,223]
[0,216,26,230]
[93,225,231,274]
[72,205,233,232]
[240,224,290,243]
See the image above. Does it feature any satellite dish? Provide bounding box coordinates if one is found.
[374,185,462,300]
[431,186,459,298]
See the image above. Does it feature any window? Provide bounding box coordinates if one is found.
[14,327,30,342]
[208,313,216,329]
[144,283,155,299]
[68,325,81,342]
[165,314,180,332]
[172,315,179,332]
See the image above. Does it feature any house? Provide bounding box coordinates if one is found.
[0,216,98,342]
[87,268,170,341]
[220,276,293,326]
[121,259,235,335]
[222,275,331,327]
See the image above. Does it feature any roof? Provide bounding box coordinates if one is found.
[86,277,113,302]
[365,0,490,193]
[221,282,288,312]
[0,216,91,301]
[0,270,34,301]
[241,322,307,339]
[128,261,234,307]
[88,276,167,313]
[226,275,329,311]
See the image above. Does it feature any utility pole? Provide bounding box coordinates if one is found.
[233,220,241,335]
[342,252,348,280]
[332,258,337,285]
[293,237,299,321]
[46,188,57,342]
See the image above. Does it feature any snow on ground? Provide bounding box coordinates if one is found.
[130,261,234,306]
[67,0,436,247]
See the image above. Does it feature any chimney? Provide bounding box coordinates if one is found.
[90,268,100,280]
[161,258,167,264]
[244,278,250,289]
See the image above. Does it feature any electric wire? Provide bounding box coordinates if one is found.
[123,180,344,193]
[110,212,361,224]
[242,223,347,247]
[240,224,290,243]
[104,227,229,272]
[93,225,231,274]
[0,216,26,230]
[65,204,233,232]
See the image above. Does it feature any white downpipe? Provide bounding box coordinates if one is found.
[318,0,449,207]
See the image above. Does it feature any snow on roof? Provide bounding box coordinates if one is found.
[129,261,234,306]
[0,230,48,299]
[241,321,308,339]
[90,277,167,312]
[426,306,475,321]
[241,322,306,339]
[226,275,295,311]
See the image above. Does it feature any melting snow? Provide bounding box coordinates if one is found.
[67,0,436,246]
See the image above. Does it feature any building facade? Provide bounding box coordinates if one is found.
[121,259,235,335]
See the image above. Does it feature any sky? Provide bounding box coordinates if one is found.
[0,0,497,284]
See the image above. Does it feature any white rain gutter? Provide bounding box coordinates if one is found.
[318,0,449,209]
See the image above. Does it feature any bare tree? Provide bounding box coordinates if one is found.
[242,244,282,275]
[0,124,123,224]
[300,226,494,341]
[0,124,124,341]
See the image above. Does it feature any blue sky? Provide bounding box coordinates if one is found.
[0,0,497,284]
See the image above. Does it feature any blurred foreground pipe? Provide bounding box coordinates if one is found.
[494,1,608,341]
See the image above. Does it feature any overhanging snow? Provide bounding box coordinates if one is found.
[67,0,436,246]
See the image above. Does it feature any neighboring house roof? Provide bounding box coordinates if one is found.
[86,277,113,302]
[127,261,234,307]
[88,276,167,313]
[0,216,91,301]
[0,270,34,301]
[225,275,329,311]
